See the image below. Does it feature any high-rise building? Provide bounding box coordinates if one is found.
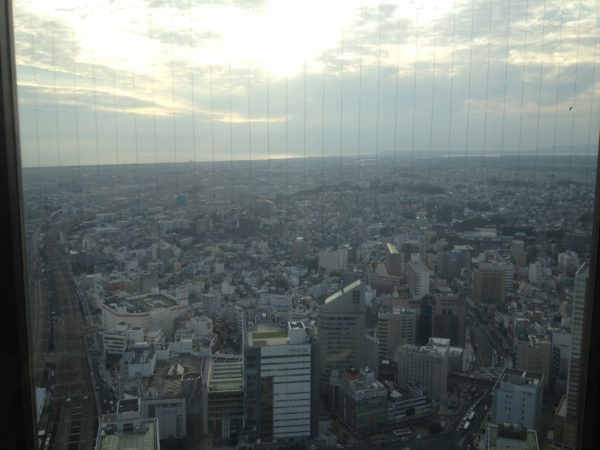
[491,368,543,430]
[431,288,466,347]
[566,263,588,419]
[515,335,552,391]
[394,338,449,400]
[528,262,544,283]
[384,243,403,276]
[558,251,580,277]
[438,245,472,280]
[244,322,314,442]
[290,236,305,263]
[472,263,506,306]
[511,240,527,267]
[203,355,244,445]
[375,306,417,361]
[406,261,430,300]
[318,280,366,393]
[551,331,572,395]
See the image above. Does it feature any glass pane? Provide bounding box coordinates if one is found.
[12,1,599,449]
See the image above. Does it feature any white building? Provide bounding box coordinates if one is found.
[101,291,188,340]
[244,322,313,441]
[491,368,543,429]
[394,338,449,400]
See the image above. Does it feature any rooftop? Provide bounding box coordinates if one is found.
[247,324,288,347]
[487,423,538,450]
[144,355,205,399]
[208,354,243,394]
[324,279,362,305]
[98,419,158,450]
[103,291,180,313]
[499,368,543,387]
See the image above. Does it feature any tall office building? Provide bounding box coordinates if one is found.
[384,243,404,276]
[565,262,589,422]
[438,245,472,280]
[551,331,572,395]
[472,263,506,306]
[244,322,314,442]
[376,306,417,361]
[511,240,527,267]
[515,335,552,391]
[394,338,449,400]
[318,280,366,394]
[491,368,543,430]
[431,288,466,347]
[407,261,430,300]
[291,237,305,263]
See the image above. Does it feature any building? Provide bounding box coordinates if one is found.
[318,280,366,393]
[384,243,403,276]
[566,263,588,419]
[472,263,506,306]
[375,306,417,361]
[528,262,544,284]
[318,248,349,272]
[387,383,432,426]
[511,240,527,267]
[431,288,466,347]
[515,335,552,391]
[406,261,430,300]
[551,263,589,449]
[328,368,432,434]
[101,291,189,340]
[244,321,314,442]
[331,367,388,433]
[558,251,580,277]
[291,237,305,263]
[95,405,160,450]
[202,354,244,445]
[551,331,571,395]
[491,368,543,430]
[438,245,472,280]
[394,338,449,400]
[486,423,539,450]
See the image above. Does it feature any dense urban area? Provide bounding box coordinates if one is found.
[23,154,596,450]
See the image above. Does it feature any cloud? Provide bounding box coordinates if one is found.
[12,0,600,167]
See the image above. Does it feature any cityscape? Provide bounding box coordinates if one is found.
[22,153,597,450]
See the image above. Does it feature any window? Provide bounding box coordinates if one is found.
[2,0,600,449]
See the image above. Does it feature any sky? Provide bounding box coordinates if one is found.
[12,0,600,167]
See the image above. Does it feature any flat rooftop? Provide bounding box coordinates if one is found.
[98,420,158,450]
[500,368,543,386]
[487,423,538,450]
[208,355,244,394]
[104,291,179,313]
[247,324,288,347]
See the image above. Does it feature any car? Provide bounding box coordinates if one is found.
[335,444,344,449]
[416,434,422,439]
[309,444,319,450]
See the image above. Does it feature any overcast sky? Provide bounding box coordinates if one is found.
[13,0,600,167]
